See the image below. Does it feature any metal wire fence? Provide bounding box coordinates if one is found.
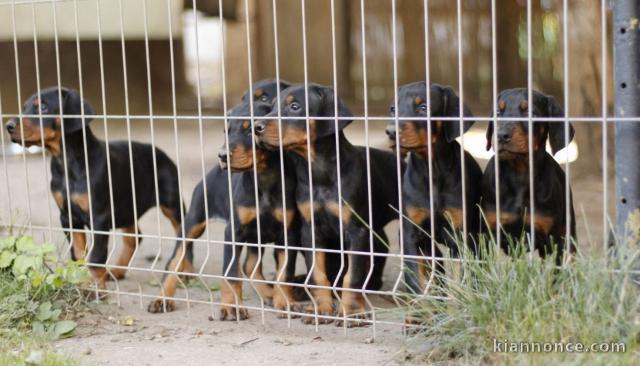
[0,0,632,339]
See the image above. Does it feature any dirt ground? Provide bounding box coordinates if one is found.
[0,118,614,365]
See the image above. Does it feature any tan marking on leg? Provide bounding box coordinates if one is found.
[89,267,107,289]
[303,251,334,324]
[273,250,299,316]
[406,206,430,225]
[161,206,180,234]
[297,201,320,223]
[417,258,428,291]
[72,231,87,260]
[148,240,193,313]
[71,193,90,212]
[243,251,273,302]
[273,208,295,226]
[220,280,248,320]
[339,256,368,327]
[52,191,64,209]
[325,200,352,225]
[110,226,137,280]
[442,207,464,229]
[236,206,257,225]
[523,213,555,235]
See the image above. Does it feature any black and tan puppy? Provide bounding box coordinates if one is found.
[385,82,482,296]
[5,87,183,289]
[255,83,402,326]
[241,79,291,104]
[482,88,576,262]
[148,88,301,318]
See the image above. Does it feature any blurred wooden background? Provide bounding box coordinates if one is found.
[0,0,613,178]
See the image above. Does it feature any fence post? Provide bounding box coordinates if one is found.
[613,0,640,242]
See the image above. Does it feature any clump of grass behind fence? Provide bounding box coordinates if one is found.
[403,235,640,364]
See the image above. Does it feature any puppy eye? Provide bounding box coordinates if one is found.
[40,104,48,113]
[389,106,396,115]
[290,102,301,111]
[260,95,269,102]
[418,103,427,112]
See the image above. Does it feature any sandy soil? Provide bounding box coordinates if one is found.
[0,118,613,365]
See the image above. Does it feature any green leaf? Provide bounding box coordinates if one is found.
[41,243,56,254]
[0,251,16,268]
[12,255,35,275]
[53,320,76,338]
[32,321,46,337]
[36,302,54,321]
[30,272,46,287]
[15,236,37,253]
[0,236,15,251]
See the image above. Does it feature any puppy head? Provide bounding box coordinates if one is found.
[218,102,272,171]
[255,83,352,152]
[241,79,292,105]
[486,88,573,159]
[4,87,95,155]
[385,82,474,154]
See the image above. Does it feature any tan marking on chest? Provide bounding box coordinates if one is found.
[523,213,555,235]
[406,206,430,225]
[273,208,295,225]
[325,200,351,225]
[236,206,257,225]
[71,193,90,212]
[297,201,321,223]
[52,191,64,209]
[442,208,464,229]
[484,211,519,230]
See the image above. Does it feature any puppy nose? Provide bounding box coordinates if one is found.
[218,150,229,163]
[254,121,266,135]
[385,125,396,139]
[5,120,16,135]
[498,131,512,143]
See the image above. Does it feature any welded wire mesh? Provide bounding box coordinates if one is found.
[0,0,619,339]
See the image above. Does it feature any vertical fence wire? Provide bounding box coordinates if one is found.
[270,0,294,327]
[0,0,621,334]
[165,0,190,312]
[189,1,216,316]
[601,0,609,254]
[30,1,54,244]
[10,0,34,235]
[526,0,535,257]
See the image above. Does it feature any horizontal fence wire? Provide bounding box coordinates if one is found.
[0,0,626,339]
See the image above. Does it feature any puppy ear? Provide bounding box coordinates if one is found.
[312,84,353,138]
[61,88,95,135]
[278,80,292,91]
[485,120,494,151]
[436,84,475,142]
[545,95,574,154]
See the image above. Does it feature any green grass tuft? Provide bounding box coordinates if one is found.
[403,236,640,364]
[0,234,88,366]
